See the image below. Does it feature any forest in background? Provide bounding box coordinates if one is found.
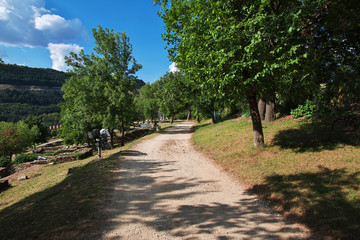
[0,62,145,124]
[0,64,69,87]
[0,63,68,123]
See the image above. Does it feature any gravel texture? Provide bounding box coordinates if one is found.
[99,122,310,239]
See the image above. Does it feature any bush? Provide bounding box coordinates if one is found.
[290,100,317,119]
[50,129,57,137]
[0,157,11,168]
[13,153,38,165]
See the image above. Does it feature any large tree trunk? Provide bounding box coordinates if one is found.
[210,99,215,124]
[264,100,276,123]
[120,120,125,147]
[187,109,192,121]
[248,92,264,148]
[170,115,174,124]
[110,128,114,147]
[258,98,266,121]
[196,110,200,123]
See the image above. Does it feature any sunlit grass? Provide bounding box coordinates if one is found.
[0,124,175,239]
[192,117,360,239]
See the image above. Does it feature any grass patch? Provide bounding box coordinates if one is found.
[0,123,172,239]
[192,117,360,239]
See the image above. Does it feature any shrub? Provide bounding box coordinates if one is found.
[0,157,11,168]
[290,100,317,119]
[13,153,38,165]
[50,129,57,137]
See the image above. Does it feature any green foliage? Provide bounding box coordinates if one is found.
[0,157,11,167]
[38,113,61,127]
[136,83,159,121]
[0,103,61,123]
[61,26,142,145]
[290,100,317,119]
[0,121,33,159]
[50,129,57,137]
[13,153,38,165]
[73,152,88,160]
[23,115,48,144]
[0,89,63,105]
[0,63,69,87]
[0,89,63,122]
[154,72,188,119]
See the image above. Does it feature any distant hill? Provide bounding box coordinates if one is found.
[0,63,145,122]
[0,64,69,87]
[0,64,68,122]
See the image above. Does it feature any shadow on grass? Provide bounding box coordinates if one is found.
[0,150,124,239]
[249,166,360,239]
[272,121,360,152]
[0,130,158,239]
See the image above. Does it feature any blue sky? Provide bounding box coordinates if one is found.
[0,0,175,83]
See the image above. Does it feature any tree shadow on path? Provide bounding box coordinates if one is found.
[100,150,309,239]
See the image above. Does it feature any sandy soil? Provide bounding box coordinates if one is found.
[99,122,310,239]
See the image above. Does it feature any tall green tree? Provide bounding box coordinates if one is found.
[156,0,310,147]
[154,72,188,123]
[301,0,360,119]
[61,26,142,146]
[136,83,159,122]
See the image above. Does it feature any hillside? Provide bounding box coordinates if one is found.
[0,64,68,122]
[0,64,145,122]
[0,63,69,87]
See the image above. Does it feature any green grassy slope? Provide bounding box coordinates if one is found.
[192,117,360,239]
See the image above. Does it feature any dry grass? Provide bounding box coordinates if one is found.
[192,117,360,239]
[0,123,176,239]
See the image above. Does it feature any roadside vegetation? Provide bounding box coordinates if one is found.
[0,0,359,238]
[192,116,360,239]
[0,121,175,239]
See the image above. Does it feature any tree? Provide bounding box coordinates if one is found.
[302,0,360,120]
[0,121,33,160]
[62,26,142,146]
[136,83,159,122]
[156,0,310,147]
[23,115,47,144]
[154,72,188,124]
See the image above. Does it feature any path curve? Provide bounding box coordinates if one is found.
[100,122,309,239]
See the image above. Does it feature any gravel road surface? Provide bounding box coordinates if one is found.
[99,122,309,239]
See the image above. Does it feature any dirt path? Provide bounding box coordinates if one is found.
[99,122,310,239]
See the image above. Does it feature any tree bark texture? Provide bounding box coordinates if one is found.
[264,100,276,123]
[187,109,192,121]
[120,120,125,147]
[170,115,174,124]
[258,98,266,121]
[210,99,215,124]
[110,128,114,147]
[248,92,264,148]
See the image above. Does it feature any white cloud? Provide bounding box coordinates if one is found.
[0,0,85,47]
[0,0,13,20]
[48,43,82,72]
[34,14,66,30]
[169,62,179,73]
